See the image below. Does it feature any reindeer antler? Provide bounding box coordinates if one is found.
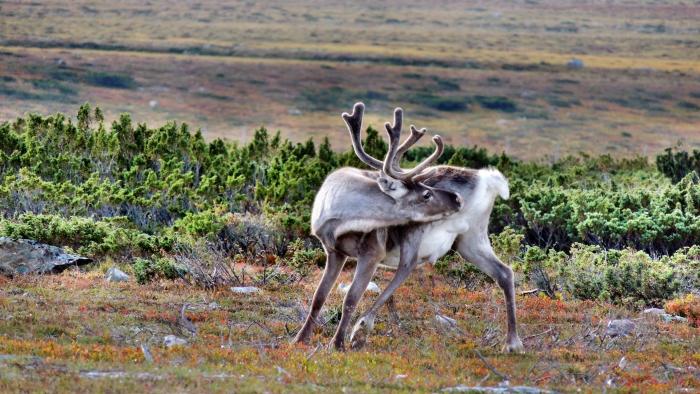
[345,102,443,181]
[342,102,384,170]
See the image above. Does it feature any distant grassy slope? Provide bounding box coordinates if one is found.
[1,0,699,159]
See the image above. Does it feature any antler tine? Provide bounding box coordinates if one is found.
[392,125,427,172]
[342,102,383,170]
[409,134,444,176]
[382,107,404,178]
[391,135,444,181]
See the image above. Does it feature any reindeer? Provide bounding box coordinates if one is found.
[294,103,463,349]
[296,103,523,353]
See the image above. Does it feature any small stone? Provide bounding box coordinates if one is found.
[606,319,636,337]
[618,356,628,370]
[337,281,381,295]
[366,282,381,293]
[230,286,260,294]
[105,267,129,282]
[567,58,584,69]
[163,335,187,347]
[442,384,552,393]
[435,314,457,329]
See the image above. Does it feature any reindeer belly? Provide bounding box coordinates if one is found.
[378,220,467,269]
[418,227,458,263]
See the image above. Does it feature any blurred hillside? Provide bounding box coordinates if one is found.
[1,0,699,159]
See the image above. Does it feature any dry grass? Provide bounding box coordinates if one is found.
[1,0,699,159]
[0,266,697,392]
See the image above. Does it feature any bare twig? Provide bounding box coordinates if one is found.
[477,372,491,387]
[306,343,322,361]
[474,349,509,381]
[178,303,197,336]
[523,328,554,341]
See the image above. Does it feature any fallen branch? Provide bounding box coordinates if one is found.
[523,328,554,341]
[519,288,540,296]
[306,343,322,361]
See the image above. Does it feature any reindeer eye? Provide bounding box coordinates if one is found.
[423,191,432,200]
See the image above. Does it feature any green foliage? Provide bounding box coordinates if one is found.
[133,257,183,284]
[85,72,136,89]
[1,105,699,302]
[285,239,324,278]
[409,93,468,112]
[501,155,700,255]
[172,209,229,239]
[512,242,699,307]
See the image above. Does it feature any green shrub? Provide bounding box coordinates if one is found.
[3,103,700,295]
[172,209,230,239]
[0,213,170,257]
[133,256,183,284]
[511,243,698,307]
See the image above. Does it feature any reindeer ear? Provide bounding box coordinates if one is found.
[377,175,408,200]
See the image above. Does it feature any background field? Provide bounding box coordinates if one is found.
[1,0,700,160]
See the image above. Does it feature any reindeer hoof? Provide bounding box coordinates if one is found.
[350,327,367,350]
[292,329,312,345]
[503,337,524,354]
[350,316,375,350]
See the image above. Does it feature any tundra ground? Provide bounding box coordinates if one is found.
[0,265,697,393]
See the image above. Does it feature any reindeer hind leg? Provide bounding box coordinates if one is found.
[293,249,346,344]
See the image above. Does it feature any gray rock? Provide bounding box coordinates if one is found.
[661,314,688,323]
[163,335,187,347]
[606,319,636,337]
[105,267,129,282]
[641,308,687,323]
[442,385,552,393]
[81,370,162,380]
[0,237,92,276]
[230,286,260,294]
[642,308,666,316]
